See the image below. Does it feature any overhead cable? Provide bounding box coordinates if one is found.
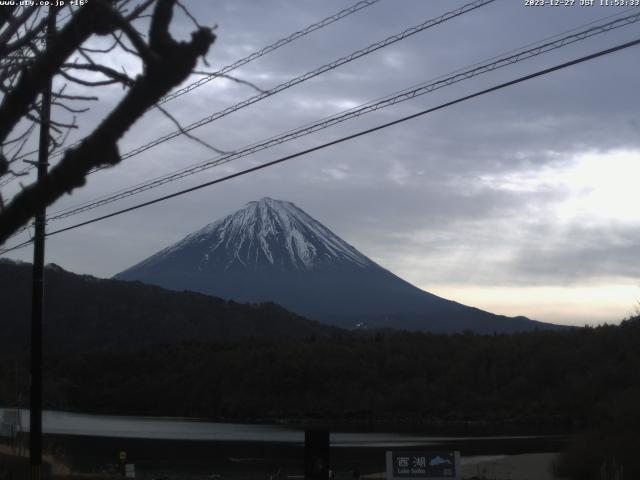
[112,0,497,163]
[0,0,383,185]
[39,9,640,225]
[156,0,383,107]
[3,35,639,255]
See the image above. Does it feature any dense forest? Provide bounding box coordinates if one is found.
[2,259,639,478]
[2,317,638,427]
[0,260,341,353]
[2,319,640,478]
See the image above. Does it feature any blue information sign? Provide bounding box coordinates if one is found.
[386,451,460,480]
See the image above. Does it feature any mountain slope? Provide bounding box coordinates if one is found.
[116,198,557,333]
[122,197,372,273]
[0,259,342,353]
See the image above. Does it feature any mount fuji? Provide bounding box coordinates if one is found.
[115,197,554,333]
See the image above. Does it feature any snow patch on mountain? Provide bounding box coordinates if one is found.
[132,198,372,272]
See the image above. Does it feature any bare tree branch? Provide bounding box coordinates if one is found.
[0,6,38,53]
[125,0,156,21]
[0,5,18,32]
[176,0,202,29]
[0,154,7,178]
[52,101,90,114]
[79,38,119,54]
[107,5,160,63]
[0,0,215,242]
[63,62,135,86]
[4,123,36,163]
[155,102,228,155]
[111,31,139,56]
[0,0,115,144]
[1,14,48,56]
[193,70,266,94]
[59,69,122,87]
[52,93,99,101]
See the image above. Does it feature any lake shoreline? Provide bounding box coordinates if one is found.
[1,405,576,436]
[27,432,568,479]
[2,408,570,478]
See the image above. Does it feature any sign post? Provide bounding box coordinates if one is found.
[385,451,460,480]
[304,430,330,480]
[119,451,127,477]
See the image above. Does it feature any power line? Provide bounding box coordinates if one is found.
[4,0,496,188]
[156,0,383,107]
[20,1,634,199]
[2,35,639,255]
[0,0,383,186]
[108,0,497,163]
[366,6,640,109]
[35,9,640,227]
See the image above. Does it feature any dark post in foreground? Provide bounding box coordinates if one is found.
[30,7,55,480]
[305,430,330,480]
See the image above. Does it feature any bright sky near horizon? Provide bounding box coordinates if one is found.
[2,0,640,326]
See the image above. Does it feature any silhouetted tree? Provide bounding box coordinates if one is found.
[0,0,215,244]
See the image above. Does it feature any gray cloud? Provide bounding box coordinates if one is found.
[509,223,640,284]
[4,0,640,324]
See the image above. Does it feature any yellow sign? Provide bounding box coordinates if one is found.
[119,451,127,461]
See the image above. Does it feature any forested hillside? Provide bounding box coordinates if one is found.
[0,260,343,353]
[2,301,638,479]
[2,317,637,431]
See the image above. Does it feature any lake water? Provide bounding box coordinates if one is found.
[1,409,567,478]
[1,408,549,447]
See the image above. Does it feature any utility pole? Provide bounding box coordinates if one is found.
[30,7,55,480]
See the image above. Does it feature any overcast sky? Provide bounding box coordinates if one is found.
[4,0,640,326]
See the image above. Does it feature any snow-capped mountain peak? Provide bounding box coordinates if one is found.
[115,197,549,334]
[133,197,371,272]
